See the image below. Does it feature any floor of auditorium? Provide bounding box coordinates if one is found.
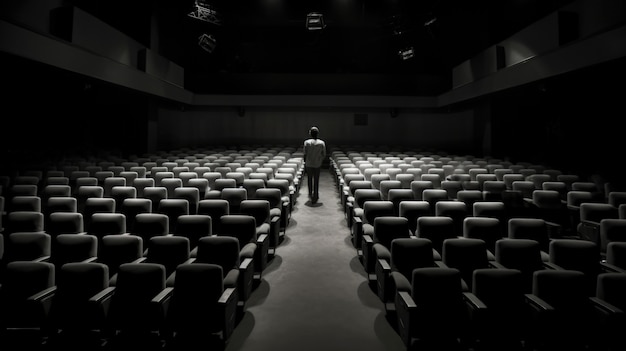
[223,167,406,351]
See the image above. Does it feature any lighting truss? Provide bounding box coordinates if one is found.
[188,2,222,26]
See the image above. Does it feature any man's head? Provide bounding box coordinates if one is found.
[309,126,319,138]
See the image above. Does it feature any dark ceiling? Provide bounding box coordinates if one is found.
[68,0,575,95]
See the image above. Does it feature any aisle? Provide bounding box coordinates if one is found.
[224,169,405,351]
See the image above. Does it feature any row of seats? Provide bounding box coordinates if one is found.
[330,147,626,351]
[331,148,626,256]
[0,145,305,350]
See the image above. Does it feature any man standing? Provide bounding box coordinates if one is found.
[303,126,326,203]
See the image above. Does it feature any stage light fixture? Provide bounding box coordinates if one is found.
[198,33,217,53]
[306,12,326,31]
[398,47,415,61]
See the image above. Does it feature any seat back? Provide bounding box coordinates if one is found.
[219,214,257,245]
[463,216,503,254]
[175,214,212,251]
[46,212,84,236]
[436,201,468,237]
[173,187,200,215]
[470,268,528,344]
[415,216,456,256]
[5,231,51,262]
[408,267,468,340]
[194,236,240,272]
[372,216,410,249]
[157,198,190,233]
[87,213,127,243]
[398,200,430,235]
[549,239,601,295]
[390,237,436,279]
[51,233,98,268]
[49,262,109,332]
[220,188,248,215]
[132,213,169,242]
[197,199,230,235]
[0,261,55,332]
[166,263,236,339]
[107,263,166,332]
[145,236,190,280]
[99,234,144,283]
[507,217,550,252]
[6,211,45,234]
[442,238,490,290]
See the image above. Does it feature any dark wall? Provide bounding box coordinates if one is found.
[0,53,151,172]
[2,52,625,186]
[489,56,626,183]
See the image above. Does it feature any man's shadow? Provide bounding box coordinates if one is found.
[305,200,323,207]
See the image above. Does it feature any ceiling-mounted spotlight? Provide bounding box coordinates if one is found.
[198,33,217,53]
[398,47,415,61]
[306,12,326,31]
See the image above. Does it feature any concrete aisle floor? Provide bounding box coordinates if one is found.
[224,168,406,351]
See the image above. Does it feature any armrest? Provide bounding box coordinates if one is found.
[270,215,280,229]
[89,286,116,324]
[346,202,354,227]
[525,293,555,313]
[600,261,626,273]
[342,189,349,206]
[545,220,563,239]
[281,201,290,228]
[90,286,116,304]
[434,258,447,267]
[542,262,565,270]
[463,291,487,310]
[255,233,269,273]
[256,233,268,251]
[373,243,391,262]
[429,247,442,261]
[268,215,281,250]
[376,258,391,272]
[153,287,173,302]
[132,256,147,263]
[375,258,392,303]
[238,257,254,302]
[391,271,412,294]
[590,296,624,315]
[220,287,239,340]
[28,286,57,317]
[398,290,417,308]
[33,255,51,262]
[580,219,601,227]
[489,261,508,269]
[361,234,374,273]
[578,220,601,244]
[152,287,174,318]
[396,291,416,347]
[219,287,237,305]
[351,216,363,248]
[239,242,257,260]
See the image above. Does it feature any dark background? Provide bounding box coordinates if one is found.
[67,0,575,95]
